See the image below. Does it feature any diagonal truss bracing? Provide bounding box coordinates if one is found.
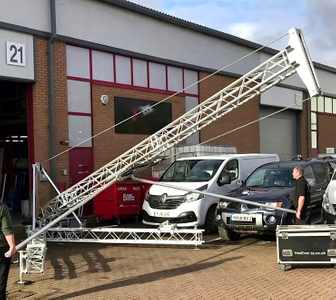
[16,28,320,251]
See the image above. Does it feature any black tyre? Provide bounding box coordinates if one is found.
[218,226,241,241]
[204,206,218,234]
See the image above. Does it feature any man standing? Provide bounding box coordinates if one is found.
[292,166,311,225]
[0,203,16,299]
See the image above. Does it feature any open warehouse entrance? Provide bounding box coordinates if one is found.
[0,80,31,215]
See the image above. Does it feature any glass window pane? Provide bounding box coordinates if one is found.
[115,55,131,85]
[67,80,91,113]
[318,96,324,112]
[92,50,114,82]
[184,69,198,95]
[311,131,317,149]
[168,66,183,92]
[311,97,317,111]
[333,99,336,114]
[149,62,166,90]
[325,97,332,113]
[133,59,147,87]
[66,45,90,79]
[68,115,92,147]
[311,112,317,124]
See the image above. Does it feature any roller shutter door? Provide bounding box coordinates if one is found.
[259,107,297,160]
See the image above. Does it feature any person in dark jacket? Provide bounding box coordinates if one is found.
[292,166,311,224]
[0,203,15,299]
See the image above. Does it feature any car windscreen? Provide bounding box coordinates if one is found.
[159,159,223,182]
[245,167,296,187]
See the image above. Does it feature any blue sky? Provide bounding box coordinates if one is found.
[129,0,336,67]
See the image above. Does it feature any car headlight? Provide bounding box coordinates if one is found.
[265,202,282,210]
[322,191,336,215]
[184,185,207,202]
[219,201,229,209]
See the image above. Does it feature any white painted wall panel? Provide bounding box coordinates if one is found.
[184,70,198,95]
[260,86,303,110]
[0,0,50,32]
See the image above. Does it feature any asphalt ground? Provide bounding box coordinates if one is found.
[5,222,336,300]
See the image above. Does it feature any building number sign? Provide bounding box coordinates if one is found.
[6,41,26,67]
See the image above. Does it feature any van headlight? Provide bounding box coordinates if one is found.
[184,185,207,202]
[322,192,336,215]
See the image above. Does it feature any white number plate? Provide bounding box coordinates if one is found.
[230,214,253,222]
[153,211,170,217]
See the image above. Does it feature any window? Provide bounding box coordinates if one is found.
[311,97,317,111]
[67,80,91,113]
[66,46,90,79]
[68,115,92,147]
[92,50,114,82]
[311,112,317,130]
[317,96,324,112]
[223,160,239,181]
[333,99,336,114]
[133,59,148,87]
[115,55,131,85]
[184,70,198,95]
[311,131,317,149]
[325,97,332,113]
[149,62,166,90]
[312,163,328,183]
[304,166,316,184]
[114,97,172,134]
[168,66,183,91]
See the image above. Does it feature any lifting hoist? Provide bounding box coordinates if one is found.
[15,28,321,282]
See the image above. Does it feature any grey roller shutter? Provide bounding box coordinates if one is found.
[259,107,297,160]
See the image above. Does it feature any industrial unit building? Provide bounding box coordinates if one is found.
[1,0,336,210]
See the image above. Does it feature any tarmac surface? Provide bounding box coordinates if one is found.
[4,219,336,299]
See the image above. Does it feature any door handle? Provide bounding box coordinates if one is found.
[316,188,322,192]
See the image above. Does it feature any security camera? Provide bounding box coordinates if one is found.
[100,95,109,105]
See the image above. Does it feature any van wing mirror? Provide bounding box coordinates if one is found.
[218,173,231,186]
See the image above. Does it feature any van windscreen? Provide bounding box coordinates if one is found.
[160,160,223,182]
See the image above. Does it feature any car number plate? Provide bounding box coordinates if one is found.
[153,211,170,217]
[230,214,253,222]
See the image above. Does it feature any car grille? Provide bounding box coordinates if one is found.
[227,202,261,210]
[147,195,184,209]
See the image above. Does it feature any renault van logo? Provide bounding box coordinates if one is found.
[161,193,168,203]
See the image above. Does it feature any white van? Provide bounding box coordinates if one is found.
[142,154,279,233]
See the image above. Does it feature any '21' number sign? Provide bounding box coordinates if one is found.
[6,41,26,67]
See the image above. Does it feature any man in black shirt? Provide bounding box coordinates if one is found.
[292,166,311,224]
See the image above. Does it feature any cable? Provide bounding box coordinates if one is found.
[42,32,289,164]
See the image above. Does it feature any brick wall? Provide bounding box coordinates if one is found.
[32,38,68,209]
[92,85,185,177]
[318,113,336,154]
[198,72,260,153]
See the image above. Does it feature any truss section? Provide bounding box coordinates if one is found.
[45,224,204,246]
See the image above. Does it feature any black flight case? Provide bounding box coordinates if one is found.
[276,224,336,271]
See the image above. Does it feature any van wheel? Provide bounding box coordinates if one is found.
[218,227,241,241]
[204,206,218,234]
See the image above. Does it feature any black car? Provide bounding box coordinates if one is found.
[216,160,330,241]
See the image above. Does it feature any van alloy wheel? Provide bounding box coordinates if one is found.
[205,206,218,234]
